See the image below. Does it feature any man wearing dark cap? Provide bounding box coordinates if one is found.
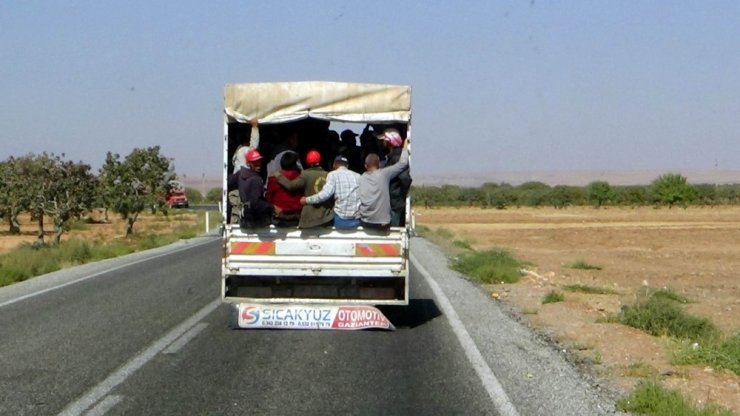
[302,155,361,229]
[339,129,363,173]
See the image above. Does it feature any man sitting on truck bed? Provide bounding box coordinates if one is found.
[301,155,361,229]
[231,149,275,228]
[274,150,334,228]
[359,137,410,229]
[265,152,303,226]
[228,119,260,223]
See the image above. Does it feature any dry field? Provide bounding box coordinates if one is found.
[417,206,740,413]
[0,211,201,255]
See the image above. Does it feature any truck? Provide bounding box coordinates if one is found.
[165,180,189,208]
[221,81,412,330]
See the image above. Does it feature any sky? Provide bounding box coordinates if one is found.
[1,1,739,179]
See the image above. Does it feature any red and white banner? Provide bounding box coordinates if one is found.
[236,304,395,331]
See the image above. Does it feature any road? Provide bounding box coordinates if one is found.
[0,236,623,416]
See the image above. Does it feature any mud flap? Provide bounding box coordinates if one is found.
[230,303,395,331]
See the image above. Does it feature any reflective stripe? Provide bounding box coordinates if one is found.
[355,243,401,257]
[231,242,276,255]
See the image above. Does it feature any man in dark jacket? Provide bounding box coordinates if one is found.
[380,129,412,226]
[229,149,274,228]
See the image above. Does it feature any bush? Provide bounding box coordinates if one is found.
[617,296,717,340]
[587,181,614,208]
[651,174,697,208]
[673,332,740,376]
[185,188,203,204]
[618,381,733,415]
[205,187,223,203]
[542,291,564,304]
[450,249,526,284]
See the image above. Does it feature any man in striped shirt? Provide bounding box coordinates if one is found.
[301,155,361,229]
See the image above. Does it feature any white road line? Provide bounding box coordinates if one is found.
[0,238,215,309]
[163,322,209,354]
[56,299,221,416]
[410,253,521,416]
[82,395,123,416]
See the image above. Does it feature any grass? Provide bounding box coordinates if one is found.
[618,361,659,378]
[617,295,718,340]
[414,224,431,236]
[542,290,564,304]
[435,227,454,239]
[450,248,527,284]
[642,287,691,304]
[452,239,474,250]
[562,283,619,295]
[605,288,738,376]
[565,260,603,270]
[672,332,740,376]
[617,381,733,416]
[0,212,209,287]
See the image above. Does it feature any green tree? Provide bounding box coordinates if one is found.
[185,187,203,204]
[587,181,615,208]
[31,154,97,244]
[99,146,174,236]
[547,185,582,209]
[0,157,31,234]
[613,185,649,206]
[205,187,223,203]
[516,181,551,207]
[651,173,697,208]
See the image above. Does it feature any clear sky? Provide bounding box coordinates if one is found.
[1,1,739,178]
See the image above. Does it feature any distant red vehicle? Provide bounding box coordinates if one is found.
[166,181,189,208]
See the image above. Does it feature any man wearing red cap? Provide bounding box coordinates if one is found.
[229,149,275,227]
[274,150,333,228]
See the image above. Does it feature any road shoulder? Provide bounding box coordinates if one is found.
[411,237,627,416]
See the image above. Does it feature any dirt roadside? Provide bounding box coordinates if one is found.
[417,206,740,413]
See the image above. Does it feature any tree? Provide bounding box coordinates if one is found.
[548,185,581,209]
[99,146,174,236]
[0,158,22,234]
[516,181,551,207]
[0,155,40,235]
[651,173,697,208]
[185,187,203,204]
[31,154,97,244]
[205,187,223,203]
[587,181,615,208]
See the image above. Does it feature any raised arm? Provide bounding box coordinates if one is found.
[249,118,260,149]
[381,141,410,181]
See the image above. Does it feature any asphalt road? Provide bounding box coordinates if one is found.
[0,236,625,416]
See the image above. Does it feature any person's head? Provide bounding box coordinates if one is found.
[364,153,380,171]
[333,155,349,170]
[245,149,263,172]
[328,130,340,143]
[280,151,300,171]
[378,128,403,149]
[340,129,358,146]
[305,150,322,167]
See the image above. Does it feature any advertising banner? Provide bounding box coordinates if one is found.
[236,304,395,331]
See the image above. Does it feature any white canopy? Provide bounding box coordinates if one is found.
[224,81,411,124]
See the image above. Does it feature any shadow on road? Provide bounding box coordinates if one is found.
[379,298,442,329]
